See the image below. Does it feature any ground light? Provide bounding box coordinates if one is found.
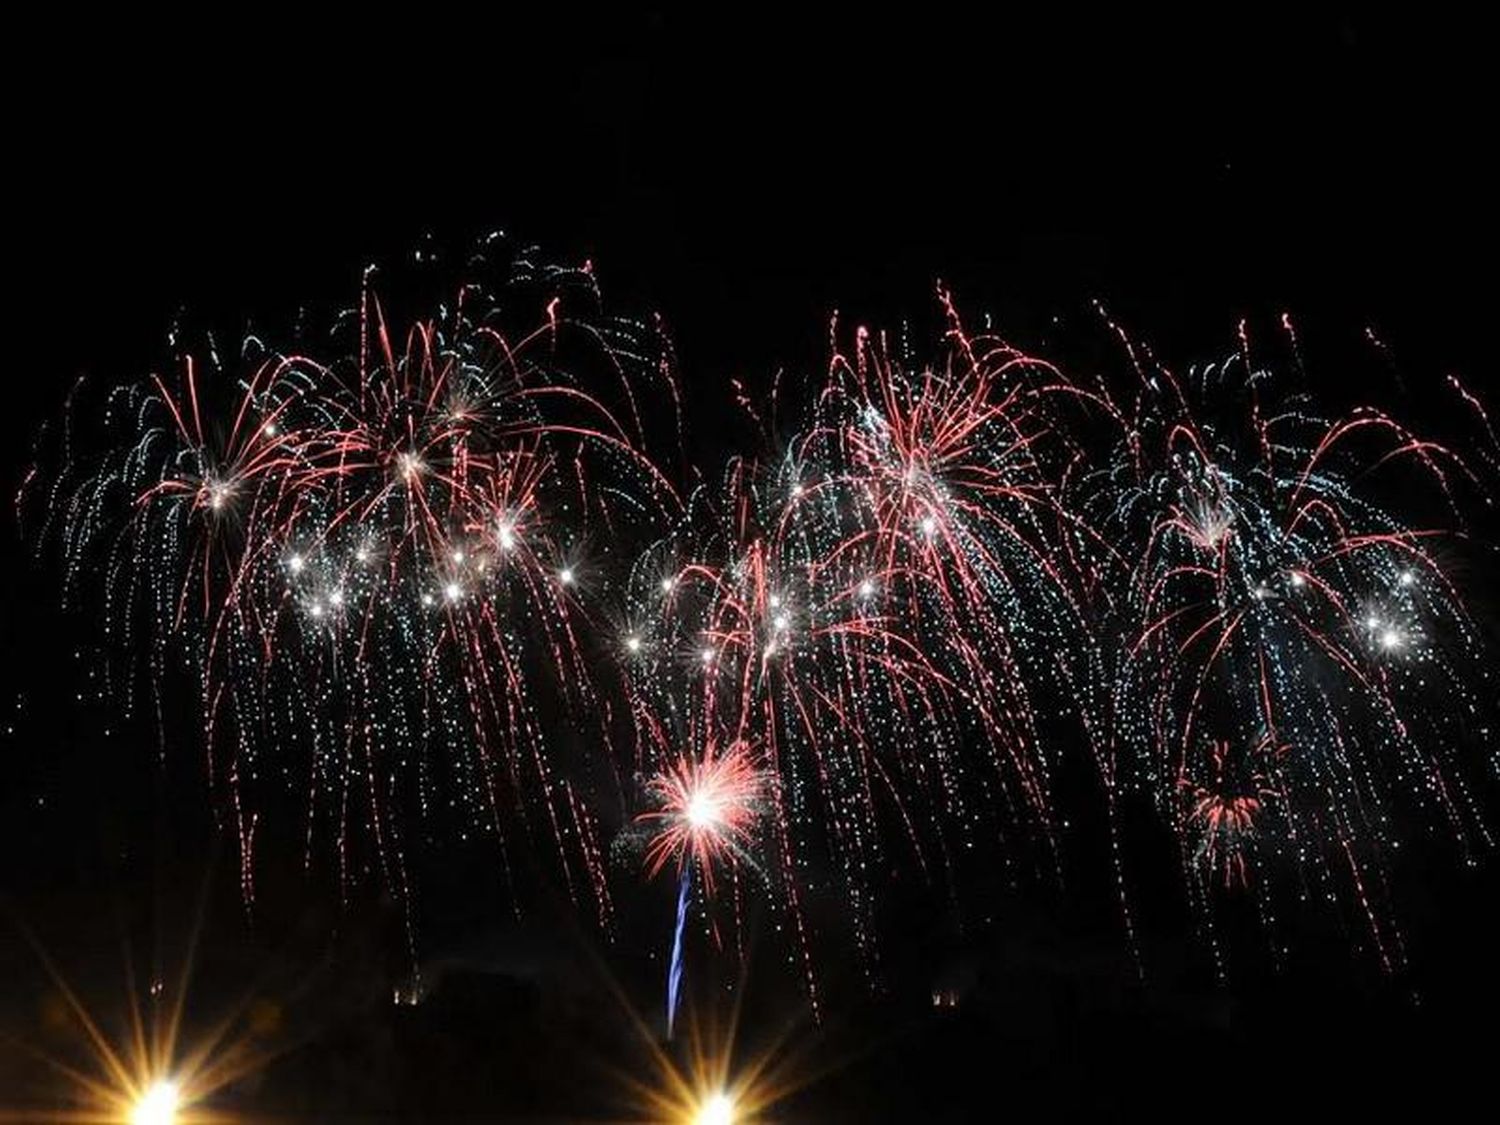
[694,1091,736,1125]
[130,1080,180,1125]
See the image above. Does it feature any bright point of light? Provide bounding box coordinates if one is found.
[1253,585,1270,601]
[772,613,789,632]
[328,589,343,607]
[131,1079,180,1125]
[1399,570,1415,587]
[355,548,370,564]
[444,582,463,602]
[309,603,324,619]
[263,421,278,437]
[790,482,804,499]
[558,568,575,585]
[1380,628,1403,650]
[397,452,424,480]
[686,794,721,829]
[497,523,516,551]
[858,579,875,597]
[920,515,938,536]
[694,1091,735,1125]
[287,554,305,574]
[421,593,436,607]
[452,549,466,564]
[1366,614,1381,630]
[661,577,675,593]
[625,634,642,653]
[701,648,716,665]
[1289,571,1306,587]
[768,594,782,610]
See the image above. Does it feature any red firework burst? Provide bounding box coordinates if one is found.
[641,743,764,890]
[1179,738,1276,888]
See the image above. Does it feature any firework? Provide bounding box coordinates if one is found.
[27,245,1497,999]
[35,247,682,942]
[1178,736,1276,888]
[1091,325,1494,973]
[639,745,764,1035]
[641,746,765,886]
[618,296,1105,1007]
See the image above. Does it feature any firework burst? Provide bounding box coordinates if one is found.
[25,246,1499,1001]
[642,744,765,889]
[639,743,765,1036]
[33,248,682,944]
[615,295,1110,1008]
[1093,326,1494,972]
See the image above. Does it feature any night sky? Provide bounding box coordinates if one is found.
[3,12,1497,1121]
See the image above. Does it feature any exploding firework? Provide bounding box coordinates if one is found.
[26,245,1498,1000]
[33,247,682,939]
[641,745,765,888]
[1178,736,1277,888]
[1091,323,1495,972]
[639,744,765,1035]
[618,296,1107,1005]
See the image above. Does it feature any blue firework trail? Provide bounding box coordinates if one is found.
[667,862,692,1038]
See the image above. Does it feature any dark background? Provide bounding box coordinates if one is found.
[3,10,1496,1121]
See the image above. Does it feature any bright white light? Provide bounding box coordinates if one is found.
[498,523,516,551]
[769,594,782,610]
[1366,614,1381,630]
[1399,570,1415,587]
[1253,585,1270,601]
[558,568,575,585]
[772,613,790,633]
[329,589,344,607]
[452,549,466,564]
[421,593,436,607]
[695,1092,735,1125]
[661,577,676,593]
[131,1080,180,1125]
[309,603,324,619]
[1189,501,1232,548]
[263,421,279,437]
[791,482,804,499]
[686,794,721,829]
[1380,628,1403,651]
[287,554,305,574]
[397,451,424,480]
[701,648,716,665]
[625,634,642,653]
[858,579,875,598]
[355,547,371,564]
[444,582,463,602]
[1289,571,1306,588]
[920,515,938,537]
